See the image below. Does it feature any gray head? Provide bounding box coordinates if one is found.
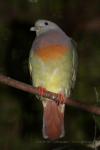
[30,19,62,36]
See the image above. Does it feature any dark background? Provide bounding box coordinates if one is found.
[0,0,100,149]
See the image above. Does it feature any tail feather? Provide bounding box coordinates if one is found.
[42,100,65,140]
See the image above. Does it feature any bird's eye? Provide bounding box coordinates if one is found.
[44,22,48,25]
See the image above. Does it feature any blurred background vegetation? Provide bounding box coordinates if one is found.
[0,0,100,149]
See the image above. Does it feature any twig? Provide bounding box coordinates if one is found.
[0,73,100,115]
[88,88,100,149]
[88,140,100,149]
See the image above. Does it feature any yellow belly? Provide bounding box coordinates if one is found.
[29,50,73,97]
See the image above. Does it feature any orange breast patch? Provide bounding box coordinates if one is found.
[35,45,69,61]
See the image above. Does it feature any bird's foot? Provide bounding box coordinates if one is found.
[37,86,47,97]
[56,93,66,105]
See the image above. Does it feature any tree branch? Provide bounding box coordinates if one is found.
[0,73,100,115]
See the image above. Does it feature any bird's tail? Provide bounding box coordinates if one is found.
[42,100,65,140]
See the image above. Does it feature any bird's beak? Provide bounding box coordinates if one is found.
[30,27,36,31]
[30,26,43,32]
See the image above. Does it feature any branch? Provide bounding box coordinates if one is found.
[0,73,100,115]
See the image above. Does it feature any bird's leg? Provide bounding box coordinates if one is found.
[37,87,66,104]
[56,93,66,105]
[37,86,47,97]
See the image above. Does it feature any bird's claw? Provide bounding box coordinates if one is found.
[37,86,47,96]
[56,93,66,105]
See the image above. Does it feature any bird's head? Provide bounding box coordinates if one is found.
[30,19,61,36]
